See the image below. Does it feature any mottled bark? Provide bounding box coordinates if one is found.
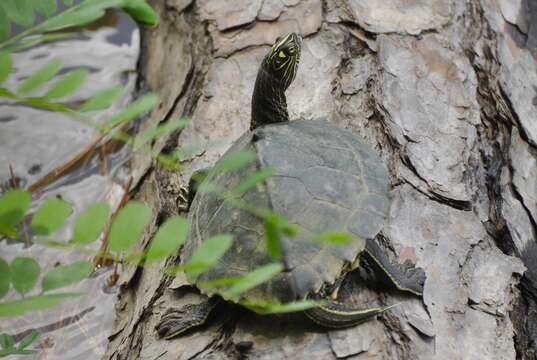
[104,1,537,359]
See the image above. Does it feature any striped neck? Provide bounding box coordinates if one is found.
[250,64,289,131]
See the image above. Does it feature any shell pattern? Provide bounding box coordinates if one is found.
[183,120,390,303]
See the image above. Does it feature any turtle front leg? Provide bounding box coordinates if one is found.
[177,168,211,212]
[361,238,426,296]
[156,297,219,339]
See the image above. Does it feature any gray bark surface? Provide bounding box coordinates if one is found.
[104,1,537,359]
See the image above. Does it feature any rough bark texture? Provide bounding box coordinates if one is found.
[104,1,537,359]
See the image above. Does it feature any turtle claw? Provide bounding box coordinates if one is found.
[400,260,426,295]
[177,186,190,212]
[156,299,218,339]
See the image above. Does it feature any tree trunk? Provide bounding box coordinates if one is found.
[104,1,537,359]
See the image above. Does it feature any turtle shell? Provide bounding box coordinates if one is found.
[182,119,390,303]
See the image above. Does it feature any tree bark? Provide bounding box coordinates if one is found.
[104,1,537,359]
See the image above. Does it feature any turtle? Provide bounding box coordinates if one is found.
[156,33,425,339]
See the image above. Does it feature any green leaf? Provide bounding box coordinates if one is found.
[72,202,110,245]
[240,299,322,315]
[107,93,159,128]
[196,180,221,195]
[0,223,17,239]
[174,139,227,162]
[6,32,75,53]
[0,189,31,237]
[17,330,39,350]
[225,263,283,299]
[156,153,182,171]
[0,87,16,99]
[41,261,93,292]
[198,276,243,289]
[37,4,108,33]
[0,258,10,299]
[313,231,356,245]
[44,68,89,100]
[232,167,273,195]
[0,349,11,356]
[78,0,125,9]
[0,52,12,84]
[122,0,159,26]
[0,7,10,42]
[264,214,283,259]
[79,85,123,112]
[0,293,82,318]
[0,333,14,349]
[5,349,37,355]
[145,217,188,261]
[62,0,74,6]
[184,235,233,279]
[282,223,299,237]
[34,0,58,17]
[2,348,37,355]
[36,0,124,33]
[134,118,190,151]
[31,197,72,236]
[0,0,35,28]
[23,97,70,112]
[109,202,151,253]
[211,151,256,174]
[10,257,40,296]
[17,59,62,95]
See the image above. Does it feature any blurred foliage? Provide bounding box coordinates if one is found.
[0,331,40,356]
[0,0,158,51]
[0,169,300,317]
[0,0,161,355]
[0,189,187,313]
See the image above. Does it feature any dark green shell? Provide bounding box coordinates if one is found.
[183,120,390,303]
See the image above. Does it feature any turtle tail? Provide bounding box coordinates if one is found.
[304,301,398,328]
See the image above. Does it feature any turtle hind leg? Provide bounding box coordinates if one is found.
[304,300,396,328]
[156,297,219,339]
[361,238,425,296]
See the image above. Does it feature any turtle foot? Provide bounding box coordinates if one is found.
[400,260,426,294]
[362,238,426,296]
[156,298,218,339]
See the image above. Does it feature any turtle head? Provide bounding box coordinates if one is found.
[251,33,302,130]
[262,33,302,90]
